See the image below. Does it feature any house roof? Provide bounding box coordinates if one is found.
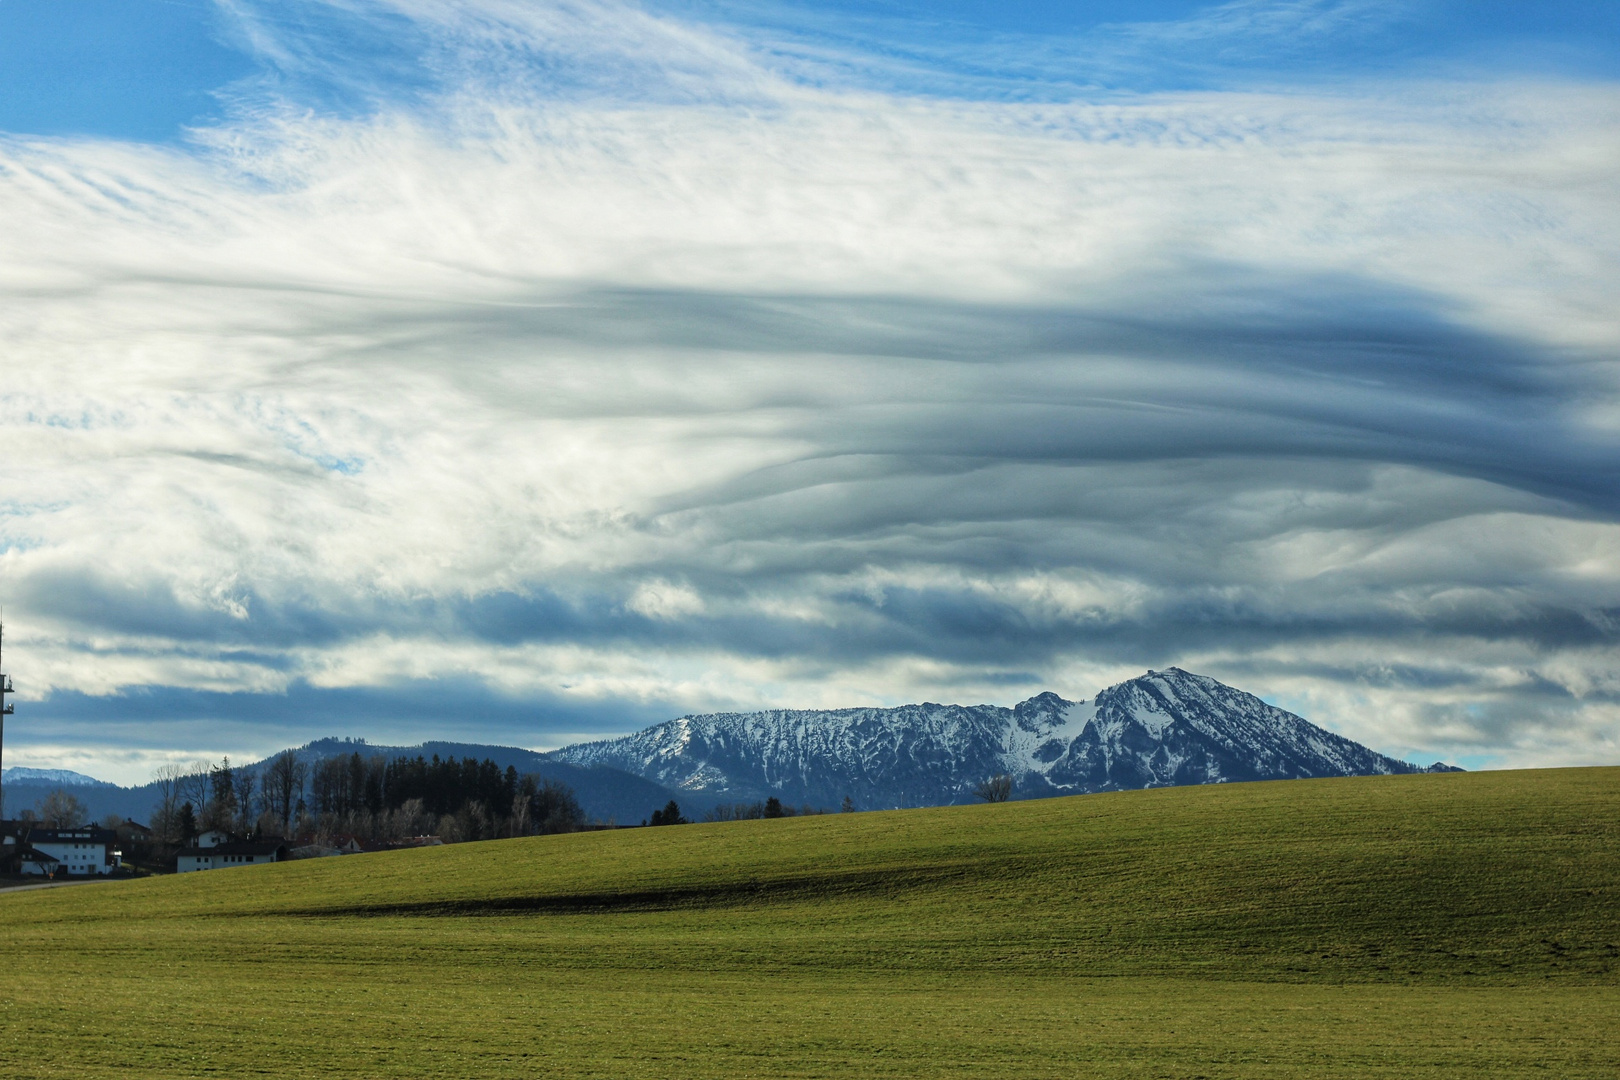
[177,840,288,858]
[1,844,61,867]
[290,833,370,851]
[288,844,344,859]
[191,830,288,848]
[27,826,118,845]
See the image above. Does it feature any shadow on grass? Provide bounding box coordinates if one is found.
[291,862,985,918]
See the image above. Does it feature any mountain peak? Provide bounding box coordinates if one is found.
[1138,666,1209,686]
[1014,690,1079,716]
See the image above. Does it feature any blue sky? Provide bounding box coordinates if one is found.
[6,1,1619,140]
[0,0,1617,784]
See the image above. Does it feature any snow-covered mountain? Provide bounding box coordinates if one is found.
[547,668,1459,810]
[1,766,112,788]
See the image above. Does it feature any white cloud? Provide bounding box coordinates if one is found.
[0,0,1617,770]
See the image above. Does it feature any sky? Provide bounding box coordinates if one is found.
[0,0,1617,786]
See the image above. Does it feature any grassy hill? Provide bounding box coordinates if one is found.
[2,768,1616,1078]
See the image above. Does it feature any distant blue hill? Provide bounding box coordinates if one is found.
[1,741,681,827]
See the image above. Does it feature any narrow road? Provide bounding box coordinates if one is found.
[0,878,114,895]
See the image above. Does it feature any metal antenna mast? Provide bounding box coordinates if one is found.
[0,620,12,821]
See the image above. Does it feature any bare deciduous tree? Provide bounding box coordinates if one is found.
[510,791,531,837]
[264,750,307,835]
[233,768,257,834]
[151,762,190,843]
[177,764,210,824]
[974,774,1014,803]
[36,788,88,828]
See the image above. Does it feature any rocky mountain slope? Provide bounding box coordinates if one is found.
[547,668,1458,810]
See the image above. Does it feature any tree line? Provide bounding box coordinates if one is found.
[146,750,585,848]
[698,795,848,821]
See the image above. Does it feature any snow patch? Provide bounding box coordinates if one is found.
[2,767,110,787]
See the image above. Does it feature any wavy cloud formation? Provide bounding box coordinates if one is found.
[1,0,1617,781]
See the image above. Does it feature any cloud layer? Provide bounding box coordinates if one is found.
[1,0,1618,782]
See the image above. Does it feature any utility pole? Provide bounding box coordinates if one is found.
[0,620,13,821]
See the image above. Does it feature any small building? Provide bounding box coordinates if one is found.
[1,832,61,877]
[24,826,121,876]
[287,833,369,858]
[176,837,288,873]
[288,843,343,860]
[116,820,155,843]
[4,845,63,877]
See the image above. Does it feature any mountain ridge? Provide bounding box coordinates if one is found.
[547,667,1459,810]
[4,669,1459,823]
[1,766,115,789]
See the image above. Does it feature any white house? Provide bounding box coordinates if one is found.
[1,831,61,877]
[176,835,288,873]
[24,826,121,876]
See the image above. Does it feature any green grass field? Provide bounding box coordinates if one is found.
[2,767,1617,1078]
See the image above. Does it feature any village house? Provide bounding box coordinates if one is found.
[286,833,364,859]
[116,820,154,844]
[1,828,62,877]
[175,830,288,873]
[21,825,122,876]
[6,844,62,877]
